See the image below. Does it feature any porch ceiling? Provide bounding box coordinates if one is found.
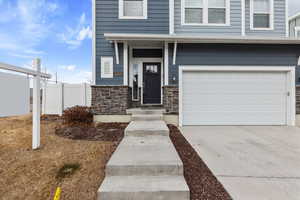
[104,33,300,45]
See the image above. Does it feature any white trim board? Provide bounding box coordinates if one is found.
[178,66,296,127]
[104,33,300,44]
[129,48,163,104]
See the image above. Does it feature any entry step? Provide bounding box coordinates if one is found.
[127,108,166,115]
[125,121,169,137]
[106,136,183,176]
[132,114,163,121]
[98,175,190,200]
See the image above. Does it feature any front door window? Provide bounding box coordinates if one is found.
[132,64,139,100]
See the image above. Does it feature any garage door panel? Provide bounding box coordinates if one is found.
[183,94,286,107]
[182,70,288,125]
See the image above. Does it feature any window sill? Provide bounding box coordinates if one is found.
[119,16,147,20]
[181,23,231,27]
[250,27,274,31]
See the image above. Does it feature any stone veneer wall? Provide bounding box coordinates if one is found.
[297,86,300,114]
[92,86,131,114]
[163,86,179,114]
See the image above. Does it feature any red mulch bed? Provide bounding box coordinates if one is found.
[168,125,232,200]
[55,123,128,142]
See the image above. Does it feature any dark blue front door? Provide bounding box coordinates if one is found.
[143,63,161,104]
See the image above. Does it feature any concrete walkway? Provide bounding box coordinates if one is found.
[181,126,300,200]
[98,110,189,200]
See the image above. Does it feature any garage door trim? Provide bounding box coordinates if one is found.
[179,66,296,126]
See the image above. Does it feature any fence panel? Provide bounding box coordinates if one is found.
[43,83,91,115]
[0,72,30,117]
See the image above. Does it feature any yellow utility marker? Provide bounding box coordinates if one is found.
[53,187,61,200]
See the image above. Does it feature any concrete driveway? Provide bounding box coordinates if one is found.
[180,126,300,200]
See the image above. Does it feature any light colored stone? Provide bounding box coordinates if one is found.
[94,115,131,123]
[163,114,179,125]
[125,121,169,137]
[181,126,300,200]
[98,175,189,200]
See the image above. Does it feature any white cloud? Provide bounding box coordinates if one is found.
[60,65,76,71]
[0,0,59,57]
[59,13,92,49]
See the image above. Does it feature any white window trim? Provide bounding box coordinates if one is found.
[119,0,148,19]
[129,47,163,104]
[181,0,230,26]
[295,27,300,38]
[178,66,295,127]
[250,0,274,30]
[101,56,114,78]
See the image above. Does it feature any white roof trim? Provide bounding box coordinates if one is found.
[289,12,300,21]
[104,33,300,44]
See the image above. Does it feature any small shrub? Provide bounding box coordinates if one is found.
[62,106,93,125]
[56,163,80,180]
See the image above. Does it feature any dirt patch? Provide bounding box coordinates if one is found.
[168,125,232,200]
[0,115,127,200]
[55,123,128,142]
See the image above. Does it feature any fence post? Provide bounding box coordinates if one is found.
[32,58,41,150]
[59,83,64,116]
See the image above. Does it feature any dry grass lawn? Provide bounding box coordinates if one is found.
[0,115,118,200]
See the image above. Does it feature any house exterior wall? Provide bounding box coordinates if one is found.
[168,43,300,85]
[289,16,300,38]
[95,0,169,86]
[245,0,287,37]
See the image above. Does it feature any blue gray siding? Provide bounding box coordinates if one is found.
[289,16,300,38]
[168,44,300,85]
[174,0,242,35]
[245,0,287,36]
[96,0,169,85]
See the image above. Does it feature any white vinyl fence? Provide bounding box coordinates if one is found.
[0,72,30,117]
[42,83,91,115]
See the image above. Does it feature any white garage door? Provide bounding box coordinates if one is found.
[181,70,289,125]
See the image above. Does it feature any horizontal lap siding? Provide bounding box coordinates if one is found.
[245,0,287,36]
[96,0,169,85]
[174,0,241,35]
[168,44,300,85]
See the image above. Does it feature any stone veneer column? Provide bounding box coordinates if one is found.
[296,86,300,114]
[92,86,131,115]
[163,86,179,114]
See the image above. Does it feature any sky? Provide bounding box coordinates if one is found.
[0,0,300,84]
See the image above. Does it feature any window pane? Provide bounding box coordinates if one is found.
[185,8,203,23]
[208,8,226,23]
[254,0,269,13]
[253,14,270,28]
[208,0,226,8]
[124,0,143,16]
[132,64,139,100]
[185,0,203,8]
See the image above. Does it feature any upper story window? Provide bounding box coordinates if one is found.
[119,0,148,19]
[182,0,230,25]
[250,0,274,30]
